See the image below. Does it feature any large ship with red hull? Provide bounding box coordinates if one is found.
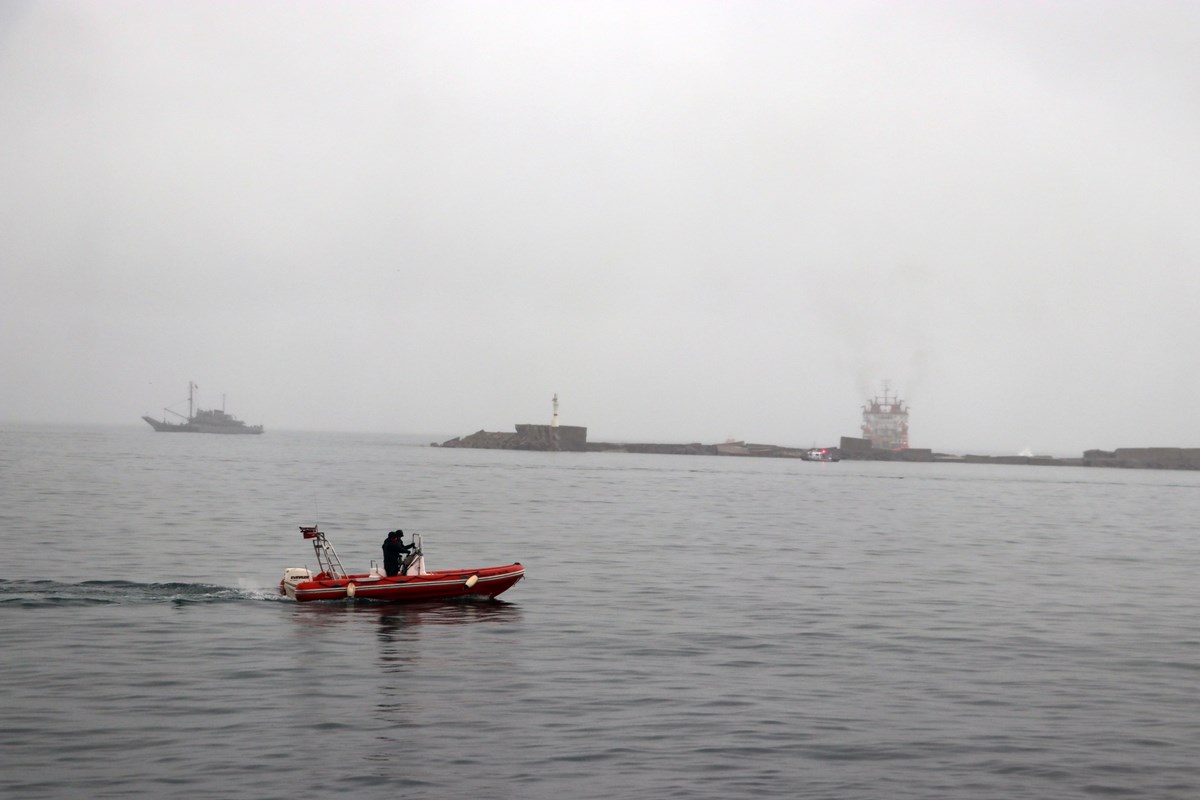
[861,384,909,451]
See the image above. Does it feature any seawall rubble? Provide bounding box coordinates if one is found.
[434,426,1199,471]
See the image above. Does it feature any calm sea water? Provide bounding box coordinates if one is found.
[1,425,1197,799]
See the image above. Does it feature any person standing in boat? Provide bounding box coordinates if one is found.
[382,529,415,576]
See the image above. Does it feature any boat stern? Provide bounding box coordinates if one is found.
[279,567,313,599]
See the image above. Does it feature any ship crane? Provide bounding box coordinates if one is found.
[163,381,198,421]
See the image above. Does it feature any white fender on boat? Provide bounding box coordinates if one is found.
[464,574,478,588]
[347,582,356,598]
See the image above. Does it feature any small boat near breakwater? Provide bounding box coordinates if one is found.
[280,526,525,603]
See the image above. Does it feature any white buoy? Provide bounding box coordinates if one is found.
[465,574,479,588]
[346,582,356,598]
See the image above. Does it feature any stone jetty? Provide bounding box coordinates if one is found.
[434,424,1199,471]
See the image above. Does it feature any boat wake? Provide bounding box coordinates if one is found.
[0,578,284,608]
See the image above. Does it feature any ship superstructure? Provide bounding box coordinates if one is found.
[861,384,908,451]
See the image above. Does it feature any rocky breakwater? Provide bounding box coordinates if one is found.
[1082,447,1200,470]
[436,423,588,452]
[586,441,719,455]
[435,427,1200,472]
[930,447,1199,470]
[436,429,832,458]
[838,436,935,462]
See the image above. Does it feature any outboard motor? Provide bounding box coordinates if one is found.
[279,567,313,596]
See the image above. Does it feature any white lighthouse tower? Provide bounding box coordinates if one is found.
[551,393,559,428]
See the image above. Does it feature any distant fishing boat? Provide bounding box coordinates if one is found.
[142,381,263,434]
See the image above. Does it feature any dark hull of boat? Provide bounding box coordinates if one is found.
[282,564,525,603]
[142,416,264,434]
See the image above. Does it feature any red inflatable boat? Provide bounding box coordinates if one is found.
[280,526,524,603]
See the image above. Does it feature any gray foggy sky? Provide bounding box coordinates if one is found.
[2,1,1197,455]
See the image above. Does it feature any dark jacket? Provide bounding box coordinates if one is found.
[382,532,415,577]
